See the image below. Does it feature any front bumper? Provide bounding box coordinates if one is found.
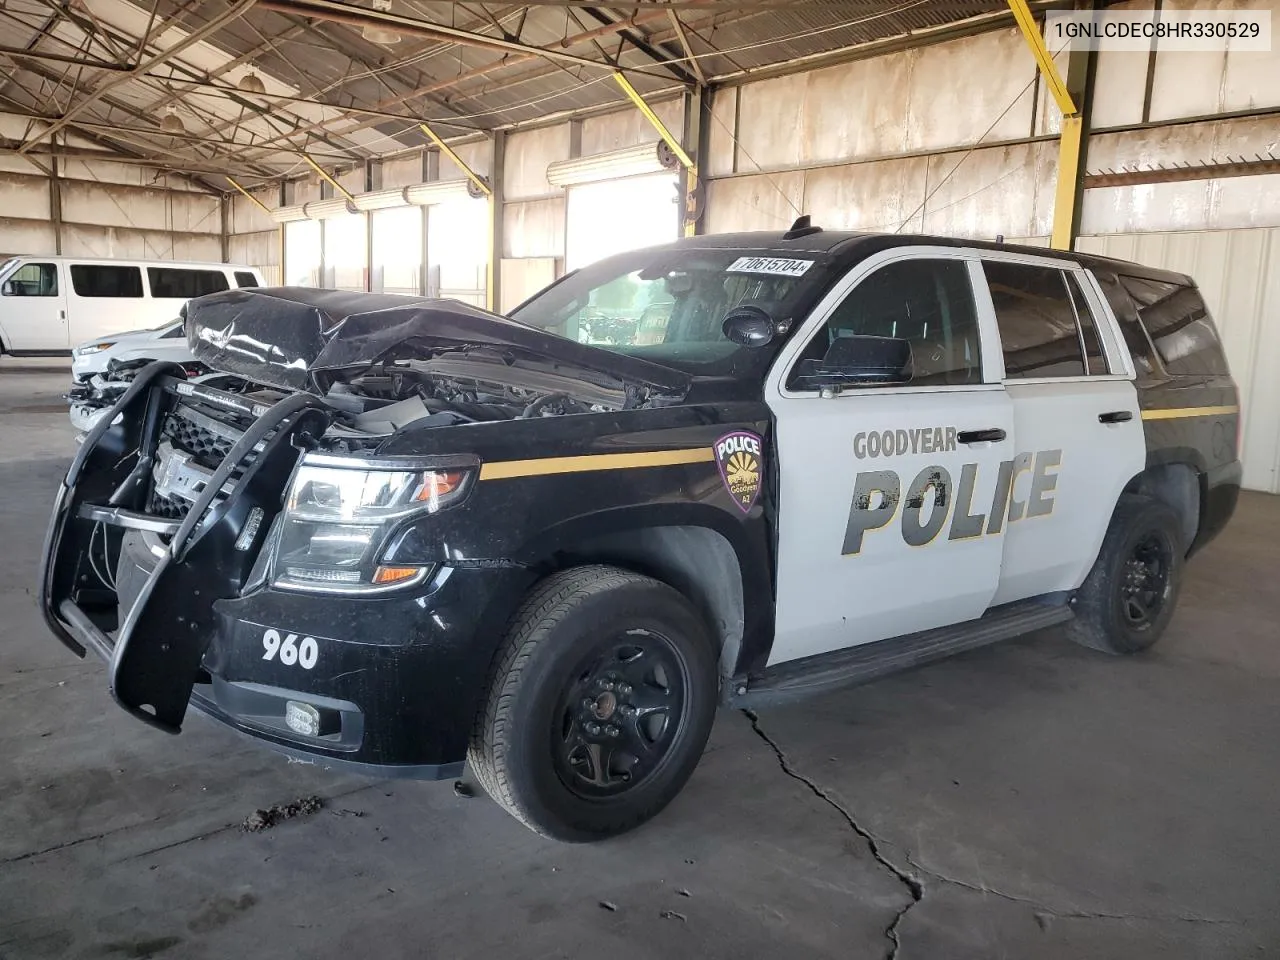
[40,363,526,777]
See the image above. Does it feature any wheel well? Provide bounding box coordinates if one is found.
[1125,463,1200,548]
[551,525,745,679]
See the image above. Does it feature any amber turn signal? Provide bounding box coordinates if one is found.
[414,470,466,501]
[372,565,422,585]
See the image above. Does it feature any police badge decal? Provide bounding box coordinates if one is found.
[714,431,764,514]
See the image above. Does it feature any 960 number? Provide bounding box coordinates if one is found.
[262,628,319,670]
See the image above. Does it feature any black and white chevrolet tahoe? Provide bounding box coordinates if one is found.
[40,225,1242,841]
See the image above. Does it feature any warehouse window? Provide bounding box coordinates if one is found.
[147,267,229,299]
[2,262,58,296]
[789,258,982,389]
[1120,276,1228,377]
[983,260,1086,379]
[234,271,259,288]
[70,264,143,298]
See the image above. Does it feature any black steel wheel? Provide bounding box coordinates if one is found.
[1119,531,1173,630]
[1068,495,1185,655]
[552,631,689,799]
[468,565,717,841]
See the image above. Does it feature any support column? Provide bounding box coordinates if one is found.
[1007,0,1086,250]
[684,85,710,237]
[50,141,63,255]
[489,130,506,313]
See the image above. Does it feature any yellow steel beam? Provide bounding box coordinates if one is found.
[1006,0,1077,116]
[1007,0,1081,249]
[300,153,356,202]
[224,176,272,214]
[612,72,698,237]
[1051,115,1083,250]
[613,72,694,169]
[418,123,492,197]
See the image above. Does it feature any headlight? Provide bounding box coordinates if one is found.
[74,342,115,356]
[272,461,470,593]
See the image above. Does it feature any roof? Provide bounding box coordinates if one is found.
[669,229,1195,285]
[0,0,1058,191]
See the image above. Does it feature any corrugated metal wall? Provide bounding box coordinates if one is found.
[1078,230,1280,494]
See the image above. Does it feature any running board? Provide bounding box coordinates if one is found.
[731,600,1074,709]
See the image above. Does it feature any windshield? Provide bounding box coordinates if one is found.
[510,247,827,375]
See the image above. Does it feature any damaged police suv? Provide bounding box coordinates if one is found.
[41,225,1241,841]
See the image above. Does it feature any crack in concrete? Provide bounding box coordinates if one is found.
[743,709,922,960]
[903,854,1242,927]
[743,712,1243,957]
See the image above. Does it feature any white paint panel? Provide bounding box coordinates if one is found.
[905,28,1037,152]
[581,100,683,157]
[1077,228,1280,493]
[922,141,1057,240]
[439,139,492,184]
[500,258,557,313]
[801,157,927,233]
[381,154,424,190]
[504,125,570,201]
[1148,0,1280,120]
[1082,174,1280,234]
[0,174,51,221]
[503,198,565,259]
[230,192,277,235]
[0,218,57,256]
[706,87,737,177]
[704,172,805,234]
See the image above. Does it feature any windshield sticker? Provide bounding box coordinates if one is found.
[726,257,814,277]
[714,431,764,514]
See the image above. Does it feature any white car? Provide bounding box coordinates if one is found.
[68,317,204,434]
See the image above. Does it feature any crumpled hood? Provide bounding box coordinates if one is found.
[185,286,690,395]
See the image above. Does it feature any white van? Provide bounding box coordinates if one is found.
[0,256,263,355]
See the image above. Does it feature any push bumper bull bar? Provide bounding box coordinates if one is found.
[39,360,330,734]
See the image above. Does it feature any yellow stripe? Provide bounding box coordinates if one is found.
[1141,405,1239,421]
[479,448,714,481]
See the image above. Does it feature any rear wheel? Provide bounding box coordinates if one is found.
[468,565,717,841]
[1068,495,1185,655]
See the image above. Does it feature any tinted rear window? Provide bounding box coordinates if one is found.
[1120,276,1229,377]
[71,264,143,298]
[234,271,259,288]
[148,267,229,299]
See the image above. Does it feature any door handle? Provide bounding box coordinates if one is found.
[1098,410,1133,424]
[957,428,1006,444]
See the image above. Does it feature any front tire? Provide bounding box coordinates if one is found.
[468,565,718,841]
[1068,495,1185,655]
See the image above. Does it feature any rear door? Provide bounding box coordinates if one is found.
[0,261,67,351]
[766,248,1014,665]
[975,254,1145,605]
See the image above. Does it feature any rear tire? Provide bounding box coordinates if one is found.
[468,565,718,842]
[1068,495,1185,655]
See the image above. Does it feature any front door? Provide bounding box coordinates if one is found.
[767,249,1014,666]
[0,261,67,352]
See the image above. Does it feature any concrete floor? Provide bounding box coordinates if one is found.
[2,362,1278,960]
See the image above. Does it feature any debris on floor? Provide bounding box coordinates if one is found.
[241,795,325,832]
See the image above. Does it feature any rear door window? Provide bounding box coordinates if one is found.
[982,260,1086,379]
[147,267,230,299]
[1063,273,1109,375]
[70,264,143,298]
[1120,276,1229,377]
[234,271,259,288]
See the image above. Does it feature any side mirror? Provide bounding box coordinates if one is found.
[0,281,13,296]
[721,304,775,347]
[793,334,913,389]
